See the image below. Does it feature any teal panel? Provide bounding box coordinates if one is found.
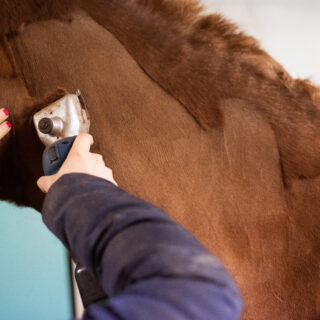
[0,202,73,320]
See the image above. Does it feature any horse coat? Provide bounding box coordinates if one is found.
[0,1,319,319]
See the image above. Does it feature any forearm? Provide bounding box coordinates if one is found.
[42,173,242,319]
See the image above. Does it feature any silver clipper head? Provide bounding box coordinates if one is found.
[33,90,90,147]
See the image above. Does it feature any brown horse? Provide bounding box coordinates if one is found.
[0,1,319,319]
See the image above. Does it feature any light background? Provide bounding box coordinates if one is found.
[201,0,320,83]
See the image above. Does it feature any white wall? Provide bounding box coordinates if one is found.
[200,0,320,84]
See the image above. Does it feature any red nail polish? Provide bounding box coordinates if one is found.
[3,109,9,116]
[6,121,11,128]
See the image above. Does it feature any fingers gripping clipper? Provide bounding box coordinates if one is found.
[33,90,107,308]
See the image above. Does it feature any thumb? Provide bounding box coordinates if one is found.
[71,133,93,154]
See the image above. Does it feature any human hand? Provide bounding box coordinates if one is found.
[37,134,118,193]
[0,108,11,140]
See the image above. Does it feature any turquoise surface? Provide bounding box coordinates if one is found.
[0,202,73,320]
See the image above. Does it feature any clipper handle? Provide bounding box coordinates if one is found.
[42,136,77,176]
[42,136,108,308]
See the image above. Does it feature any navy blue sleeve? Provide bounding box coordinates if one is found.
[42,173,242,320]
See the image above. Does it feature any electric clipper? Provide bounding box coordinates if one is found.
[33,90,107,308]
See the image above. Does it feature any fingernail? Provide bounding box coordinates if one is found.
[3,109,9,116]
[6,121,11,128]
